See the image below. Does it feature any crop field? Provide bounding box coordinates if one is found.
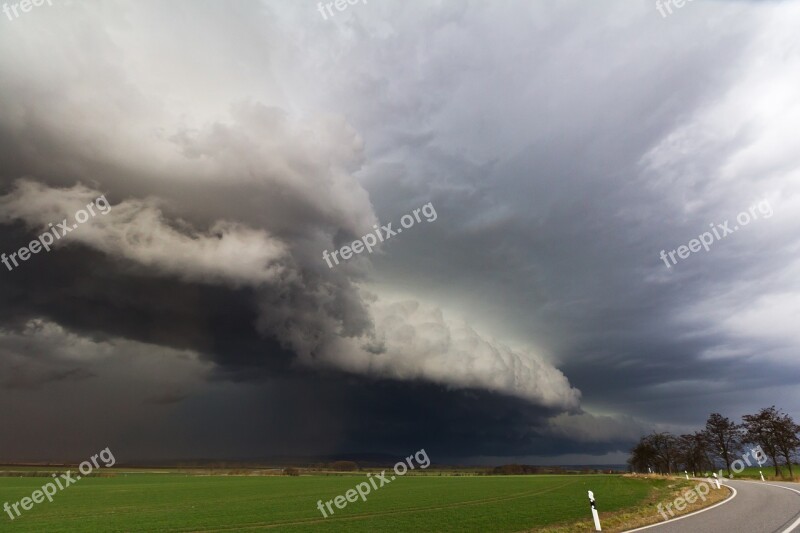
[726,465,800,482]
[0,473,680,532]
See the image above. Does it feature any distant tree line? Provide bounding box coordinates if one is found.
[329,461,359,471]
[629,407,800,478]
[492,464,554,475]
[490,465,618,475]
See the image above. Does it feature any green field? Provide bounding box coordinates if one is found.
[0,472,682,532]
[729,465,800,481]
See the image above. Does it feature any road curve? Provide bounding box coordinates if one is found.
[624,479,800,533]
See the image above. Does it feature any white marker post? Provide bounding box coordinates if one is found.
[712,472,720,489]
[588,490,602,531]
[685,470,689,480]
[760,471,765,481]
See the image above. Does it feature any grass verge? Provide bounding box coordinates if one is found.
[531,475,732,533]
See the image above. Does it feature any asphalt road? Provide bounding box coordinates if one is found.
[625,479,800,533]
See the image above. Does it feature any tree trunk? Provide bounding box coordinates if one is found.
[771,454,780,477]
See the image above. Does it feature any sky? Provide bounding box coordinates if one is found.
[0,0,799,465]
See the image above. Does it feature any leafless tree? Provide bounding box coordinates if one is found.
[702,413,742,476]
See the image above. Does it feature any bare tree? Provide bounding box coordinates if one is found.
[742,406,782,476]
[628,409,799,480]
[679,432,712,474]
[772,410,800,478]
[703,413,742,476]
[649,432,680,474]
[629,437,657,473]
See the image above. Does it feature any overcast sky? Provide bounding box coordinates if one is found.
[1,0,799,465]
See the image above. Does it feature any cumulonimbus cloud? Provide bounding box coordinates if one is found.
[0,3,582,410]
[1,179,580,408]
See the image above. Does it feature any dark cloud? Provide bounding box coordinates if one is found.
[143,391,189,406]
[0,0,798,464]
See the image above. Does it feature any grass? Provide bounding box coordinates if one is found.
[536,475,732,533]
[0,472,714,532]
[730,465,800,482]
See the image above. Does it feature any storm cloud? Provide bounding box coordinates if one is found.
[1,0,799,464]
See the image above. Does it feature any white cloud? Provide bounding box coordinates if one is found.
[318,298,582,409]
[0,179,289,288]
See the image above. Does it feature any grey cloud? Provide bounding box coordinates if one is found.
[1,0,799,461]
[545,412,653,444]
[143,391,190,406]
[0,2,581,410]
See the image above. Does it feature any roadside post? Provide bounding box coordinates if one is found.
[588,490,602,531]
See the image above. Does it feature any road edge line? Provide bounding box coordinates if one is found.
[744,481,800,533]
[621,483,737,532]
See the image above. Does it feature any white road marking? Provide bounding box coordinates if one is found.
[756,482,800,533]
[732,480,800,533]
[622,484,737,532]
